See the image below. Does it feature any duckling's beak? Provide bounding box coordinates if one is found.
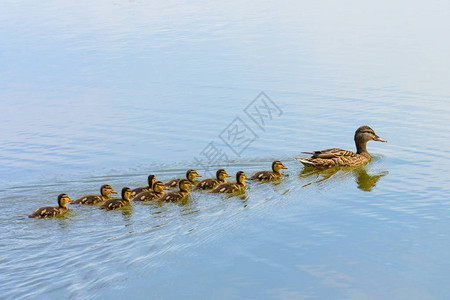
[374,135,387,142]
[196,175,202,178]
[281,166,288,169]
[111,190,117,194]
[225,174,231,177]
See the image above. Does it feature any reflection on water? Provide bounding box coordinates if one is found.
[299,163,389,192]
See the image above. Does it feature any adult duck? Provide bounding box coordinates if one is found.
[295,126,387,167]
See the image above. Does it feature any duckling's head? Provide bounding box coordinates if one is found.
[186,169,201,181]
[179,179,192,191]
[272,161,287,172]
[355,126,387,144]
[57,193,71,207]
[152,181,166,193]
[100,184,116,197]
[236,171,246,184]
[147,175,156,187]
[121,187,132,200]
[216,169,230,181]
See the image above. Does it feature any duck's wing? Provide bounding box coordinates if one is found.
[29,206,62,218]
[295,148,358,167]
[164,179,180,188]
[131,186,150,197]
[302,148,357,159]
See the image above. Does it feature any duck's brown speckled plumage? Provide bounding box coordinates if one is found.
[165,169,201,188]
[131,175,156,197]
[71,184,116,205]
[211,171,246,193]
[133,181,166,202]
[29,194,71,218]
[295,126,387,168]
[250,161,287,180]
[194,169,229,190]
[99,187,131,210]
[157,179,191,202]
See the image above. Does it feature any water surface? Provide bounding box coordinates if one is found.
[1,1,450,299]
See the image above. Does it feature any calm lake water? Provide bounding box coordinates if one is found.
[1,1,450,299]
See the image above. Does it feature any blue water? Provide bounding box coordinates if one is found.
[1,1,450,299]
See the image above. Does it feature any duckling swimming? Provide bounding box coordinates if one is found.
[295,126,387,168]
[165,169,201,188]
[194,169,230,190]
[71,184,116,205]
[131,175,156,197]
[99,187,131,210]
[157,179,191,202]
[211,171,246,193]
[250,161,287,180]
[29,194,71,218]
[133,181,166,202]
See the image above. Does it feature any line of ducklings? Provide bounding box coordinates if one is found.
[28,161,288,218]
[29,125,387,218]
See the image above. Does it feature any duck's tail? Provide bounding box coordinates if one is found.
[295,157,316,166]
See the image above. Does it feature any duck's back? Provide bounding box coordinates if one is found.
[157,190,188,202]
[29,206,67,218]
[296,148,369,167]
[99,198,128,210]
[250,171,278,180]
[71,194,104,205]
[194,178,220,190]
[131,186,150,197]
[165,179,181,188]
[133,191,163,202]
[211,183,241,193]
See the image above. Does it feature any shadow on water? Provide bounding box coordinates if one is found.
[298,163,389,192]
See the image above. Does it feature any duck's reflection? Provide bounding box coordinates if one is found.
[298,164,388,192]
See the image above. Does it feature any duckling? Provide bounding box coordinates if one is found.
[131,175,156,197]
[71,184,116,205]
[295,126,387,167]
[156,179,191,202]
[29,193,71,218]
[133,181,166,202]
[250,161,287,180]
[99,187,131,210]
[211,171,246,193]
[165,169,201,188]
[194,169,230,190]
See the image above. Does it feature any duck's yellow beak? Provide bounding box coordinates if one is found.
[111,190,117,194]
[281,166,288,169]
[374,136,387,142]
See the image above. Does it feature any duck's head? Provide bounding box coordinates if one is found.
[57,193,71,207]
[147,175,156,187]
[152,181,166,193]
[355,126,387,144]
[121,187,132,200]
[186,169,201,182]
[179,179,192,191]
[272,161,287,173]
[100,184,116,197]
[216,169,230,181]
[236,171,246,184]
